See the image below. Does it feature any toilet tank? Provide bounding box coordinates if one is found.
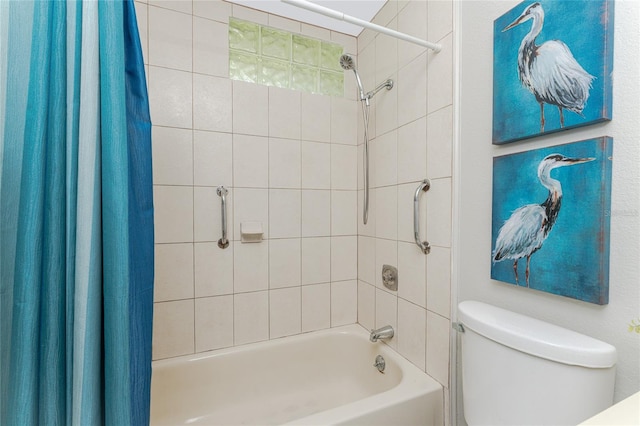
[458,301,616,426]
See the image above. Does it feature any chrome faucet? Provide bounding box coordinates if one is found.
[370,325,394,342]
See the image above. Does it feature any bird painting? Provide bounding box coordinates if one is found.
[502,2,595,133]
[492,0,613,144]
[492,153,594,287]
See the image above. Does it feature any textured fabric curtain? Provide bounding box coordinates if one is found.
[0,0,154,424]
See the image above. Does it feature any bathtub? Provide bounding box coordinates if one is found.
[150,324,443,425]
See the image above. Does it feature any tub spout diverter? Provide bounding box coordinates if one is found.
[370,325,394,342]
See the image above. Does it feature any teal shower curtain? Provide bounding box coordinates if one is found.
[0,0,154,424]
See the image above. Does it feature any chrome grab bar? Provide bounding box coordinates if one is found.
[413,179,431,255]
[217,186,229,249]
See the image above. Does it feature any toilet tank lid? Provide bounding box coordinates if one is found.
[458,301,617,368]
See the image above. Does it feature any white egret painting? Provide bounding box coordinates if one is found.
[493,0,614,144]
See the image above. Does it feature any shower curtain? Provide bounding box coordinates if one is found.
[0,0,154,424]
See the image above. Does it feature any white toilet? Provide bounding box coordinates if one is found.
[458,300,617,426]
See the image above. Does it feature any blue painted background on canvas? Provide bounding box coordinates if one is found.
[491,138,612,304]
[493,0,614,144]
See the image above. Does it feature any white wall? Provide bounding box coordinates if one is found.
[458,0,640,410]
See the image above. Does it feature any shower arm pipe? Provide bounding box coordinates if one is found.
[281,0,442,52]
[366,79,394,100]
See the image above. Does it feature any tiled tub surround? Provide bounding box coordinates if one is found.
[140,0,454,416]
[354,0,455,416]
[140,0,361,360]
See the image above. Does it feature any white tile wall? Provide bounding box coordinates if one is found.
[233,135,269,188]
[331,236,357,281]
[397,53,427,127]
[234,291,269,345]
[397,241,427,308]
[331,97,358,145]
[269,138,301,189]
[270,287,302,338]
[154,243,194,302]
[426,177,452,247]
[301,94,331,143]
[397,1,427,69]
[302,283,330,332]
[426,310,450,387]
[152,300,194,359]
[301,237,331,285]
[148,66,192,128]
[147,2,453,392]
[195,295,233,351]
[148,6,192,71]
[374,130,398,187]
[331,190,357,236]
[426,105,453,179]
[375,288,398,350]
[331,280,357,326]
[357,280,375,330]
[149,0,191,15]
[357,236,375,285]
[234,242,269,293]
[193,17,229,77]
[233,81,269,136]
[427,33,454,114]
[398,298,426,370]
[233,188,268,240]
[375,185,398,240]
[397,117,427,184]
[193,0,231,23]
[151,127,193,186]
[270,189,301,238]
[269,87,301,140]
[302,190,330,237]
[426,246,452,318]
[193,130,232,187]
[193,74,232,132]
[301,142,331,189]
[194,241,233,297]
[330,144,357,190]
[153,186,193,243]
[269,238,301,289]
[194,186,220,242]
[354,0,454,393]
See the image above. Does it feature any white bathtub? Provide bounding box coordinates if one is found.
[150,324,443,425]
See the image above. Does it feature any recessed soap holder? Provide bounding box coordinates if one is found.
[382,265,398,291]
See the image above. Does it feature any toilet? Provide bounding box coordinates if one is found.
[458,301,617,426]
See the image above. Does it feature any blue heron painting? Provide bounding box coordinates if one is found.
[493,0,614,144]
[491,138,612,305]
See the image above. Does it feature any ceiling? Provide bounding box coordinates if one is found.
[226,1,386,36]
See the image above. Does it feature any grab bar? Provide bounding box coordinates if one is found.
[413,179,431,255]
[217,186,229,249]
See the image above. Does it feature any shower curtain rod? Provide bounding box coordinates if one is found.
[281,0,442,52]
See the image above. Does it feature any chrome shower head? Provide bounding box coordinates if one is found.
[339,54,365,101]
[339,54,356,71]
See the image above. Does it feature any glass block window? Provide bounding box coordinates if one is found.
[229,18,344,96]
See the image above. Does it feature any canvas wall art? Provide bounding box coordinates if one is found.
[491,137,612,305]
[493,0,614,144]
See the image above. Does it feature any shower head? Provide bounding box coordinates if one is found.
[339,54,366,102]
[339,54,356,71]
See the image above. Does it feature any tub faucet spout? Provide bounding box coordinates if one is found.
[370,325,394,342]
